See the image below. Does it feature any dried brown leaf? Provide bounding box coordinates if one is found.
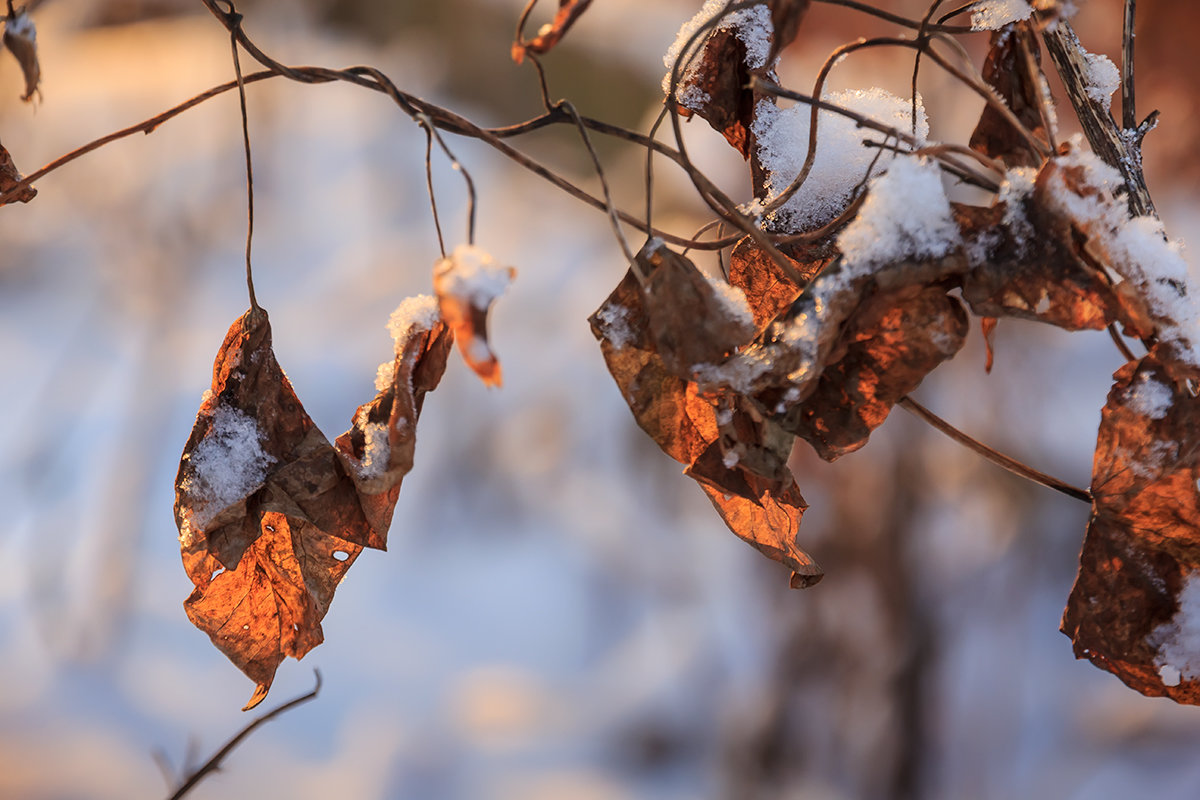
[433,244,515,388]
[177,306,449,707]
[642,241,757,379]
[3,8,39,102]
[768,0,811,64]
[590,252,821,587]
[672,27,768,158]
[969,24,1046,168]
[782,283,968,461]
[1062,348,1200,704]
[727,236,827,328]
[511,0,593,63]
[0,139,35,204]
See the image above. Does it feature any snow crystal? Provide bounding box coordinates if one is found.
[662,0,772,102]
[836,156,960,270]
[1128,372,1174,420]
[355,421,390,480]
[753,88,929,232]
[1083,50,1120,105]
[970,0,1033,30]
[179,404,275,535]
[1150,572,1200,686]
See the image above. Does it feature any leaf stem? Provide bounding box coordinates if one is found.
[898,396,1092,504]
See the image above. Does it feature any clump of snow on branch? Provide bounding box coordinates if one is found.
[179,404,275,538]
[1082,50,1120,105]
[376,294,441,391]
[662,0,772,106]
[1043,136,1200,366]
[970,0,1033,31]
[836,156,960,272]
[753,88,929,232]
[1151,573,1200,687]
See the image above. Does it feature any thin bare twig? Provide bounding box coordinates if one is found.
[898,396,1092,504]
[167,671,323,800]
[225,4,259,312]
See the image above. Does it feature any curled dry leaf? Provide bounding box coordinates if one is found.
[433,244,515,388]
[767,0,811,64]
[1062,348,1200,704]
[0,140,35,204]
[641,239,757,379]
[3,6,40,102]
[727,235,827,328]
[589,245,822,587]
[511,0,593,64]
[969,23,1048,168]
[176,305,449,708]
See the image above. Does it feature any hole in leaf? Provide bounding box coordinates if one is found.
[333,550,349,562]
[210,568,225,581]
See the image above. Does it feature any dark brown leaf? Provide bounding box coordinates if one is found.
[0,139,35,204]
[968,24,1046,168]
[3,8,40,102]
[768,0,811,64]
[433,244,515,388]
[1063,348,1200,704]
[641,240,757,379]
[511,0,593,63]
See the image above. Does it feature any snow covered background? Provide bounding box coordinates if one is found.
[2,1,1200,798]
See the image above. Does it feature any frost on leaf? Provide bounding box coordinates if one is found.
[1062,348,1200,705]
[433,244,515,388]
[2,6,40,102]
[176,306,449,709]
[663,0,775,158]
[969,24,1048,168]
[511,0,593,64]
[0,139,35,204]
[589,250,822,588]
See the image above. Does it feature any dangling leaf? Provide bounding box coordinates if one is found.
[969,23,1048,168]
[433,245,515,387]
[3,7,40,102]
[511,0,594,63]
[1063,347,1200,704]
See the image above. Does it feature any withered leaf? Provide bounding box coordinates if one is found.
[177,305,449,708]
[1063,348,1200,704]
[727,235,827,328]
[767,0,811,64]
[981,316,998,373]
[511,0,593,63]
[0,139,35,204]
[969,24,1046,168]
[3,7,40,103]
[782,283,968,461]
[641,240,757,379]
[433,244,515,388]
[590,255,822,587]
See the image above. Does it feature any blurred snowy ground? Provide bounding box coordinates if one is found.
[1,2,1200,799]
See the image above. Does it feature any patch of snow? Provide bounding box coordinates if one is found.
[387,294,441,348]
[836,156,960,270]
[355,421,390,480]
[593,302,634,350]
[1083,50,1120,105]
[1150,572,1200,686]
[1127,371,1173,419]
[703,271,754,329]
[433,245,514,309]
[179,404,275,536]
[970,0,1033,30]
[754,88,929,232]
[662,0,772,102]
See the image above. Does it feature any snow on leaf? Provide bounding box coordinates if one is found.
[433,244,515,388]
[2,7,39,102]
[589,260,822,587]
[511,0,593,64]
[969,24,1049,168]
[1062,348,1200,705]
[753,88,929,232]
[0,140,35,204]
